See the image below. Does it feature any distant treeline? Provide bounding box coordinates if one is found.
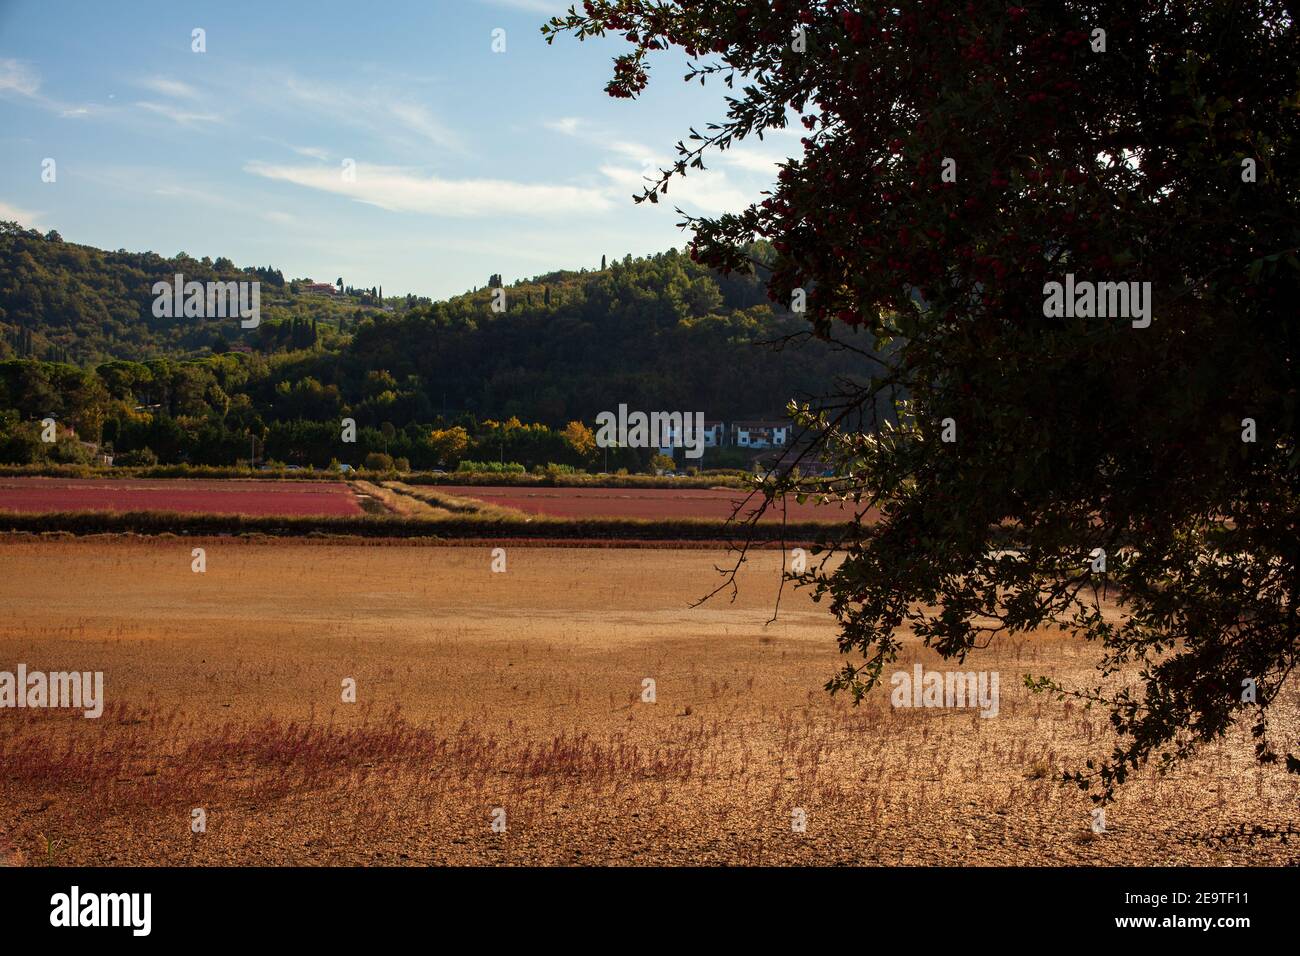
[0,221,379,361]
[0,224,873,469]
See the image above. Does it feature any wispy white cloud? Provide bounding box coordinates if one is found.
[245,160,613,218]
[480,0,569,13]
[0,59,40,96]
[291,145,331,161]
[386,102,461,151]
[717,143,790,175]
[135,101,222,127]
[598,163,750,214]
[274,72,464,154]
[0,58,98,118]
[75,167,264,220]
[546,115,759,214]
[0,199,43,227]
[137,76,200,100]
[546,117,662,172]
[544,116,582,136]
[146,181,241,207]
[607,139,664,166]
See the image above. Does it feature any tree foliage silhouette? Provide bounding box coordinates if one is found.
[546,0,1300,798]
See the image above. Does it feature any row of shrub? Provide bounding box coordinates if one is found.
[0,509,837,542]
[0,462,757,489]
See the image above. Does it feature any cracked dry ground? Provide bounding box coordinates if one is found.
[0,536,1295,866]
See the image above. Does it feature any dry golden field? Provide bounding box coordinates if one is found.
[0,534,1296,866]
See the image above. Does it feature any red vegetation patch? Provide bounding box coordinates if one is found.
[0,477,363,517]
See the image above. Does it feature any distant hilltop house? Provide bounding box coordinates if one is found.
[301,281,338,295]
[646,420,794,453]
[651,419,790,455]
[654,417,695,457]
[731,421,791,449]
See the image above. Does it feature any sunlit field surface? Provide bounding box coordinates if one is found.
[449,484,853,522]
[0,536,1295,866]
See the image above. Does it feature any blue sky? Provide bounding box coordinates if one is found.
[0,0,798,299]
